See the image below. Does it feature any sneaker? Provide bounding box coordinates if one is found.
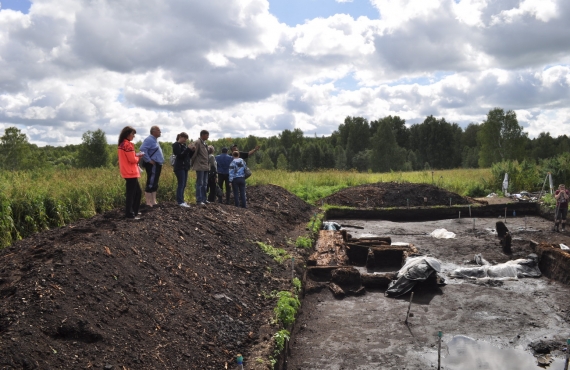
[205,200,211,204]
[198,202,206,206]
[562,227,566,232]
[179,203,190,208]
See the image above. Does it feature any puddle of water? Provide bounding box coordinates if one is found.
[442,335,566,370]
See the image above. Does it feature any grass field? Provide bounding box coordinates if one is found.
[0,167,493,248]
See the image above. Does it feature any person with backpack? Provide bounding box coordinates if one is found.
[215,147,233,204]
[172,132,195,207]
[207,145,218,203]
[139,125,164,207]
[229,151,248,208]
[191,130,210,205]
[117,126,145,219]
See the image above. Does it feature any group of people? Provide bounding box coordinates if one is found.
[117,126,259,219]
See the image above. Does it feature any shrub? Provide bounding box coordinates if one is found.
[295,236,312,248]
[274,291,300,327]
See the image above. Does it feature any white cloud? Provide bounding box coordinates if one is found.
[453,0,488,27]
[0,0,569,145]
[491,0,558,24]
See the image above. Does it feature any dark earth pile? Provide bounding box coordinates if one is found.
[321,182,473,208]
[0,185,315,370]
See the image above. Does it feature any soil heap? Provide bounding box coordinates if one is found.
[0,185,315,370]
[321,182,473,208]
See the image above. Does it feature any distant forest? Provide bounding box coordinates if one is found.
[1,107,569,172]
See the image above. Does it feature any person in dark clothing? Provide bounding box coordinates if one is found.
[191,130,210,205]
[230,143,260,159]
[172,132,195,207]
[554,184,570,232]
[215,147,233,204]
[207,145,218,203]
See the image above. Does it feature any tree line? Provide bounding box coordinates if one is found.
[1,107,569,172]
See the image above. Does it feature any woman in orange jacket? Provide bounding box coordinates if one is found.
[118,126,145,219]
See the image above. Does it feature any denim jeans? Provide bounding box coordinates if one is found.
[195,171,209,203]
[174,169,188,204]
[232,177,246,208]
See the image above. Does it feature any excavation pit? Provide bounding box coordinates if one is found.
[289,214,570,369]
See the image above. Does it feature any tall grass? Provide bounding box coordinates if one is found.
[0,166,492,248]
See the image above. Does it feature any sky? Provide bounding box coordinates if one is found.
[0,0,569,146]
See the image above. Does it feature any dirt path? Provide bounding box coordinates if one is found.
[288,216,570,369]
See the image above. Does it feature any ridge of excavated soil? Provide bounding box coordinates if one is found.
[0,184,315,370]
[321,182,476,208]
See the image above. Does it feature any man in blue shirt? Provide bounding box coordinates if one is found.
[139,126,164,207]
[215,147,233,204]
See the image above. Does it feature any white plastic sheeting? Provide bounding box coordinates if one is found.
[450,255,541,280]
[430,228,456,239]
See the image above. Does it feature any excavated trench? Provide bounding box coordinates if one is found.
[285,204,570,370]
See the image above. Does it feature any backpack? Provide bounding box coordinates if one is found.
[169,154,176,166]
[244,163,252,179]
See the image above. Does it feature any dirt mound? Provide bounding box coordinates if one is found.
[0,184,315,370]
[321,182,473,208]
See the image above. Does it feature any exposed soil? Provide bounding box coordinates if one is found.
[321,182,476,208]
[2,181,567,370]
[0,184,316,370]
[288,216,570,369]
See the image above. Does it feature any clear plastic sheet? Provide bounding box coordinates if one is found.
[450,254,541,280]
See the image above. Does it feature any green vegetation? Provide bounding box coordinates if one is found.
[269,329,290,367]
[0,161,565,249]
[256,241,291,264]
[307,212,324,237]
[295,236,312,249]
[292,277,301,293]
[274,290,300,327]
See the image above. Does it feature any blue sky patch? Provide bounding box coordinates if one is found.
[334,73,360,91]
[0,0,31,13]
[387,71,455,87]
[268,0,379,26]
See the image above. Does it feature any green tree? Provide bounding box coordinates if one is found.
[409,116,463,169]
[334,146,347,170]
[338,116,370,167]
[245,135,258,152]
[289,144,302,171]
[530,132,557,161]
[259,152,275,170]
[276,153,288,170]
[0,127,33,170]
[352,150,372,172]
[279,129,304,150]
[77,129,110,168]
[477,108,527,167]
[370,120,406,172]
[371,116,409,149]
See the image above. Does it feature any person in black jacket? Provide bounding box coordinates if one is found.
[172,132,195,207]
